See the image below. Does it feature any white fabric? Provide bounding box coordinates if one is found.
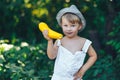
[51,39,92,80]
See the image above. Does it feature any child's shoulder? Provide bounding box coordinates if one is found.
[78,37,87,41]
[79,37,91,41]
[79,37,86,40]
[78,37,92,44]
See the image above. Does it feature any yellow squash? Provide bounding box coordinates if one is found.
[38,22,63,39]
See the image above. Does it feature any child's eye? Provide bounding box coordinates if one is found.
[71,25,75,27]
[63,25,68,27]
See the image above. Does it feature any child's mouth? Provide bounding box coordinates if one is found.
[66,32,73,35]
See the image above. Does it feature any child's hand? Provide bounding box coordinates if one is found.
[73,70,84,80]
[42,30,52,41]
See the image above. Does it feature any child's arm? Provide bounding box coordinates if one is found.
[42,30,58,59]
[74,45,97,80]
[47,40,58,59]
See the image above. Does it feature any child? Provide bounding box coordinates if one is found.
[42,5,97,80]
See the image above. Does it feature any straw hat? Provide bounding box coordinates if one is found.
[56,5,86,31]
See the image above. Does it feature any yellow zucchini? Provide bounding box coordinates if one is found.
[38,22,63,39]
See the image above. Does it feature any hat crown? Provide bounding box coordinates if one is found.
[70,5,78,10]
[65,5,80,13]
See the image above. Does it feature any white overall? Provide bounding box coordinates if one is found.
[51,39,92,80]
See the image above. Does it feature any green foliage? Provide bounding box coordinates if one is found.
[107,12,120,53]
[0,41,54,80]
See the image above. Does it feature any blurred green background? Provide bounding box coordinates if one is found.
[0,0,120,80]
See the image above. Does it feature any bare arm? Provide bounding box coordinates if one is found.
[74,45,97,80]
[47,40,58,59]
[80,45,97,73]
[42,30,58,59]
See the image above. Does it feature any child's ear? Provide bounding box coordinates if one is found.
[78,24,82,30]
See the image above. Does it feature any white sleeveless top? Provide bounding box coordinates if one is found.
[51,39,92,80]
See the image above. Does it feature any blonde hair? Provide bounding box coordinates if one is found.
[60,13,82,25]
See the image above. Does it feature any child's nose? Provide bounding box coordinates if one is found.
[67,27,71,30]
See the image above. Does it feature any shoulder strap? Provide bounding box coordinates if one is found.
[82,39,92,53]
[57,39,61,46]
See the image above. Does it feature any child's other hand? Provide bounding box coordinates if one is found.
[42,30,52,41]
[73,70,84,80]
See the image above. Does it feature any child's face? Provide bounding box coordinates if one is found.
[61,17,82,38]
